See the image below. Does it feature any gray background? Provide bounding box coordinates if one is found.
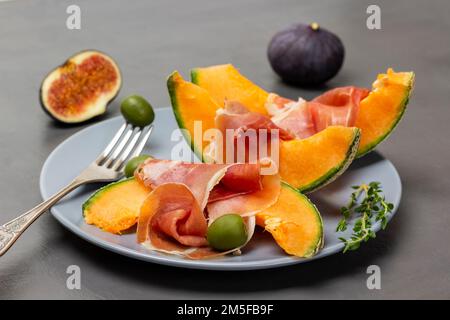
[0,0,449,299]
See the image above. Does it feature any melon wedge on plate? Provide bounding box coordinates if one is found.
[83,178,151,234]
[355,68,415,156]
[167,71,360,193]
[256,182,323,257]
[191,64,414,158]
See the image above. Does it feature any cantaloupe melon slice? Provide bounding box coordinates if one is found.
[167,71,360,193]
[191,64,269,115]
[355,68,414,157]
[256,182,323,257]
[83,178,151,234]
[191,64,414,158]
[168,71,220,162]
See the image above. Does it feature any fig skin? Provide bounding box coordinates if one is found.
[39,50,122,124]
[268,23,345,86]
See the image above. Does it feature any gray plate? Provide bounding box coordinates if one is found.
[39,108,401,270]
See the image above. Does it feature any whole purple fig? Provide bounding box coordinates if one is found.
[268,22,345,86]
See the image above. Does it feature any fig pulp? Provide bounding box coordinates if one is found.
[40,50,121,123]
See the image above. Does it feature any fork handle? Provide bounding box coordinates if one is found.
[0,179,84,257]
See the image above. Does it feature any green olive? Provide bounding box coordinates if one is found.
[120,95,155,127]
[124,154,152,177]
[207,214,247,251]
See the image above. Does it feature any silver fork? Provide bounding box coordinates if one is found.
[0,122,153,256]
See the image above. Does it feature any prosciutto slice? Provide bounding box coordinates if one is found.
[266,94,316,139]
[204,86,368,170]
[265,86,369,138]
[308,86,370,132]
[210,86,368,160]
[135,159,280,258]
[216,101,294,140]
[205,101,293,165]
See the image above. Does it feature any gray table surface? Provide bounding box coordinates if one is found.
[0,0,449,300]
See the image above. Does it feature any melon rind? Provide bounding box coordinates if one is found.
[294,128,360,194]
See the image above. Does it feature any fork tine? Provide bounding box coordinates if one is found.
[112,125,153,171]
[128,125,153,159]
[102,125,135,168]
[110,128,144,170]
[96,123,128,165]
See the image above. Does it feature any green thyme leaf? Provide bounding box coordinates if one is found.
[336,182,394,253]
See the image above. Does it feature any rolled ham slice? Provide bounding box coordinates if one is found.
[135,159,280,259]
[137,183,208,248]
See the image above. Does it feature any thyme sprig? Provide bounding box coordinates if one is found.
[336,182,394,253]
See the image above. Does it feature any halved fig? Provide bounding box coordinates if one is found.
[40,50,121,123]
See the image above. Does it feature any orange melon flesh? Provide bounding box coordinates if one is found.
[356,68,414,157]
[168,71,359,193]
[256,183,323,257]
[280,126,360,193]
[83,178,151,234]
[191,64,269,115]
